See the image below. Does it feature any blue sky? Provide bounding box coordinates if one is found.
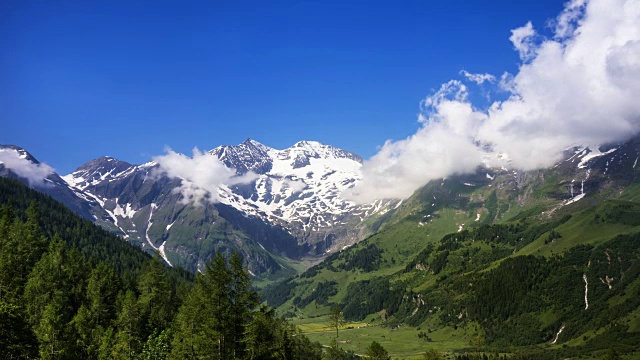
[1,0,565,174]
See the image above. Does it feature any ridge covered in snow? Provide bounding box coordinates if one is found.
[58,139,397,271]
[210,139,372,233]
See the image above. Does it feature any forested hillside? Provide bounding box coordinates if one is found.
[0,177,324,359]
[264,192,640,358]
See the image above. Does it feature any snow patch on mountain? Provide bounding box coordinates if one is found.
[209,139,393,234]
[577,147,618,169]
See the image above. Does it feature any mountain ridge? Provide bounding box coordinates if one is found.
[1,139,392,277]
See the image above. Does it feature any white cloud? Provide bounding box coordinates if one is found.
[553,0,587,40]
[510,21,537,61]
[349,0,640,203]
[0,149,55,187]
[460,70,496,85]
[153,148,257,205]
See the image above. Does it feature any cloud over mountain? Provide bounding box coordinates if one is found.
[153,148,257,205]
[0,148,55,187]
[348,0,640,203]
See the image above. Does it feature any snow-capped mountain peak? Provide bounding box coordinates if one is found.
[209,139,373,237]
[63,156,134,190]
[56,139,395,270]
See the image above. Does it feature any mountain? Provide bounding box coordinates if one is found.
[4,134,640,356]
[209,139,395,250]
[57,139,395,277]
[262,134,640,358]
[0,145,112,225]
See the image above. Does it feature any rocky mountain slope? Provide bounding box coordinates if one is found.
[208,139,396,248]
[0,145,112,226]
[0,139,395,277]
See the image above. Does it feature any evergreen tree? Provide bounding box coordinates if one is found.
[138,255,173,334]
[72,304,96,358]
[245,305,279,359]
[97,327,116,360]
[322,338,359,360]
[23,236,85,327]
[229,252,259,359]
[170,275,217,359]
[291,327,323,360]
[86,262,120,328]
[365,341,389,360]
[0,300,38,359]
[204,252,232,359]
[0,209,47,302]
[35,291,75,359]
[112,290,143,359]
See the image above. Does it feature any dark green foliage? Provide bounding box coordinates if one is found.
[244,305,322,359]
[341,277,404,321]
[229,252,260,358]
[262,278,308,308]
[430,250,450,275]
[0,179,320,360]
[594,201,640,226]
[337,244,383,272]
[137,256,175,332]
[140,329,171,360]
[544,230,561,244]
[438,215,571,251]
[0,301,38,359]
[460,232,640,348]
[404,244,434,272]
[469,256,547,322]
[365,341,389,360]
[0,177,151,274]
[0,203,47,303]
[296,281,338,308]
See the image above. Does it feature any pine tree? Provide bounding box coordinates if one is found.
[86,262,120,328]
[72,304,96,358]
[204,252,232,359]
[170,275,216,359]
[365,341,389,360]
[0,210,47,302]
[112,290,143,359]
[0,300,38,359]
[97,327,116,360]
[245,305,279,359]
[23,236,86,327]
[35,291,75,360]
[229,252,259,359]
[138,255,173,334]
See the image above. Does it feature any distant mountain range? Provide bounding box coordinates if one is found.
[0,139,396,277]
[3,134,639,283]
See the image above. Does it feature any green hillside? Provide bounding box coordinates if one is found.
[262,154,640,359]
